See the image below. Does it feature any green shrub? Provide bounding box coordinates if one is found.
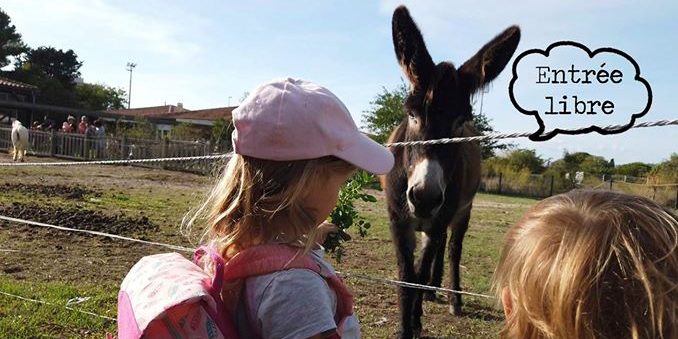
[324,171,376,261]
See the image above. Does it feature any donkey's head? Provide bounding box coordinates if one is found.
[392,6,520,218]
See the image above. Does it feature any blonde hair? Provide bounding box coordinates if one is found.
[493,190,677,339]
[184,154,355,260]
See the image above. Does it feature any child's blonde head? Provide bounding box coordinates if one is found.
[185,154,354,259]
[493,190,677,339]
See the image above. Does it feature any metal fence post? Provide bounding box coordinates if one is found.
[498,172,503,194]
[609,175,613,190]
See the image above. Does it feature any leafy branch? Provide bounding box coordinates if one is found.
[323,171,377,261]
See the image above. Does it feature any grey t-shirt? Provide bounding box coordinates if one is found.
[242,249,360,339]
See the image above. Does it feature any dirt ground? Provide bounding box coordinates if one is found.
[0,153,209,284]
[0,152,536,338]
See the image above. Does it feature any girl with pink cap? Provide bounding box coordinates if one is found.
[184,78,394,338]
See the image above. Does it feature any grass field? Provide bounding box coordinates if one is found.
[0,153,538,338]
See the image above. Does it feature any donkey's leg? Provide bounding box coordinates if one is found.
[424,229,447,302]
[448,211,471,316]
[12,147,17,161]
[391,220,417,339]
[413,230,443,336]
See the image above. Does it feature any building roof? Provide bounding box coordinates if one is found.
[108,105,234,122]
[0,76,38,91]
[108,104,187,118]
[168,107,234,120]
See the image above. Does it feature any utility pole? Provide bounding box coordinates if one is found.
[126,62,137,109]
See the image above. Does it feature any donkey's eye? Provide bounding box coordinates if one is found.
[408,112,416,120]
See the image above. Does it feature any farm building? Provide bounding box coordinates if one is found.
[107,104,235,139]
[0,76,38,125]
[0,91,234,141]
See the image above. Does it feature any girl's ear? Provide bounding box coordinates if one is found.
[392,6,435,92]
[459,26,521,94]
[502,287,513,319]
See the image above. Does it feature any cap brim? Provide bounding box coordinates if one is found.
[334,133,394,175]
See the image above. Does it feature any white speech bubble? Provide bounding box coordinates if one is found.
[509,41,652,141]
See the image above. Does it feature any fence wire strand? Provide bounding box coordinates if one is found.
[338,271,495,299]
[384,118,678,147]
[0,214,494,299]
[0,215,193,252]
[1,119,676,167]
[0,290,116,321]
[0,153,231,167]
[1,117,675,318]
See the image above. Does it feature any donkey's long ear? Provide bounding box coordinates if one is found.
[459,26,520,93]
[392,6,434,91]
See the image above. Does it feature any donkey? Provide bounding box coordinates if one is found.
[11,120,29,162]
[383,6,520,338]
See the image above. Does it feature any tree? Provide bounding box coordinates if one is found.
[649,153,678,184]
[117,117,155,139]
[362,82,509,157]
[211,117,234,150]
[579,155,612,176]
[0,8,27,70]
[170,122,208,141]
[614,162,652,177]
[362,82,408,144]
[11,46,83,106]
[472,110,511,159]
[76,83,127,110]
[14,46,82,87]
[506,149,545,173]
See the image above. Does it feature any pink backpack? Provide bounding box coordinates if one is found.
[116,244,354,338]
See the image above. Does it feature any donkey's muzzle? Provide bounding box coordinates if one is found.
[407,187,443,218]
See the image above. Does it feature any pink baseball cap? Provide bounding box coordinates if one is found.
[232,78,394,175]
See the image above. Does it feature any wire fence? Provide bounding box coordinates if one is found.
[0,215,494,297]
[0,153,231,167]
[0,128,222,174]
[1,118,676,328]
[384,118,678,147]
[0,290,116,322]
[480,172,678,208]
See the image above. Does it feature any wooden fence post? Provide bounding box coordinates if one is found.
[161,138,169,169]
[609,175,613,190]
[203,141,211,175]
[84,134,90,159]
[121,136,127,160]
[498,172,503,194]
[674,186,678,210]
[549,175,555,196]
[161,138,168,158]
[49,130,56,157]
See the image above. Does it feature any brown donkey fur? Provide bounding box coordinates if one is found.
[382,6,520,338]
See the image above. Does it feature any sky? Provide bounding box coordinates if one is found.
[2,0,676,164]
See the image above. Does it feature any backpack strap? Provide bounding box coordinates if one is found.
[223,245,354,324]
[193,246,225,293]
[192,246,238,338]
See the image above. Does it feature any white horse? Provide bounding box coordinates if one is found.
[11,120,29,162]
